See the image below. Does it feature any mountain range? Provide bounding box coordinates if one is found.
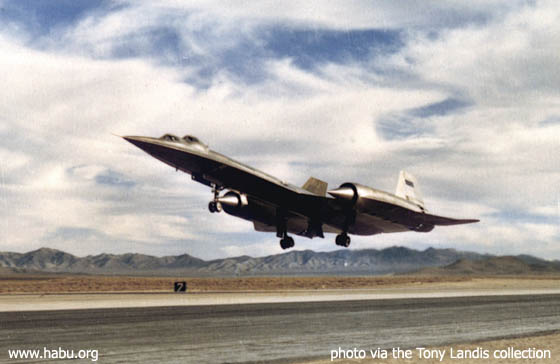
[415,255,560,275]
[0,247,558,276]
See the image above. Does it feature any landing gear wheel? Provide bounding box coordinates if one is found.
[208,184,223,213]
[208,201,222,213]
[335,233,351,247]
[287,236,294,248]
[280,236,295,250]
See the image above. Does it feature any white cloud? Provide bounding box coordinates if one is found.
[438,219,560,259]
[103,213,195,242]
[106,0,525,31]
[0,148,30,173]
[397,0,560,107]
[531,205,559,218]
[220,239,284,258]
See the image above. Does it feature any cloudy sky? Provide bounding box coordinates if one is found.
[1,0,558,259]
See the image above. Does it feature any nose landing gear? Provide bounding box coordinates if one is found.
[208,184,223,213]
[208,201,221,213]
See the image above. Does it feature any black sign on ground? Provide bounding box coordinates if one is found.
[174,281,187,292]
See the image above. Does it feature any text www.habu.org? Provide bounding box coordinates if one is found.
[8,347,98,361]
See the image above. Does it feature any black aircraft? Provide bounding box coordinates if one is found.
[123,134,479,249]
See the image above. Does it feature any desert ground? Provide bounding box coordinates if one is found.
[0,274,558,293]
[301,331,560,364]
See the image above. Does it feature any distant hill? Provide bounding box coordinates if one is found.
[0,246,557,276]
[413,256,560,275]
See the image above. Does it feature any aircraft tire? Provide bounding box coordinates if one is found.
[336,233,351,247]
[208,201,222,213]
[280,236,295,249]
[287,236,294,248]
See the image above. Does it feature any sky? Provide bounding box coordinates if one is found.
[0,0,559,260]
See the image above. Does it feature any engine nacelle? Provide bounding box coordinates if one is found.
[217,191,249,207]
[218,191,273,227]
[217,191,248,210]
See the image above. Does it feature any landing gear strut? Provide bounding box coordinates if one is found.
[208,184,223,213]
[335,210,354,247]
[276,215,295,250]
[335,233,351,247]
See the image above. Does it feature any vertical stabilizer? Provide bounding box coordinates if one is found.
[395,171,425,210]
[302,177,328,196]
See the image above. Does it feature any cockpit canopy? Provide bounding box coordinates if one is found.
[159,133,208,152]
[183,135,200,143]
[160,134,181,142]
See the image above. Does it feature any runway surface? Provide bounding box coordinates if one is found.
[2,286,560,312]
[1,294,559,363]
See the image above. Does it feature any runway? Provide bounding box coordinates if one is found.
[1,293,559,363]
[2,286,560,312]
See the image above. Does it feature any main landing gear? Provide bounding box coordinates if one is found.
[280,235,295,250]
[335,233,351,247]
[335,210,353,247]
[208,184,223,213]
[276,217,295,250]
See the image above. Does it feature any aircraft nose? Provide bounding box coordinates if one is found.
[122,135,140,143]
[122,135,154,146]
[122,136,143,149]
[122,136,161,154]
